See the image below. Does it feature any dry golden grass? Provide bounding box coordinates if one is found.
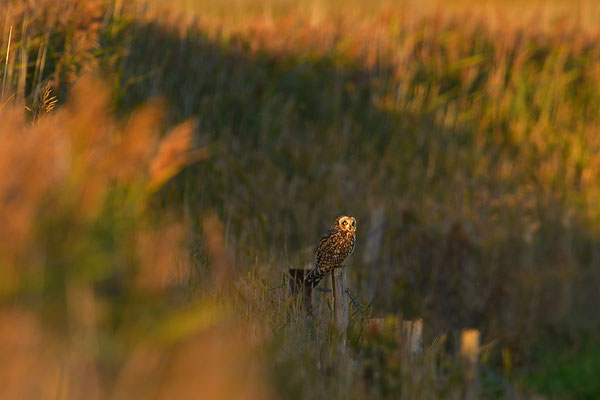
[0,73,263,399]
[0,71,203,284]
[3,0,600,398]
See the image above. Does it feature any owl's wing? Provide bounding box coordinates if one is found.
[349,235,356,255]
[315,228,337,266]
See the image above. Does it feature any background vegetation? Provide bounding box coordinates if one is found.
[1,0,600,398]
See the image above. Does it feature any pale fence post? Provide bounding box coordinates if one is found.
[401,319,423,357]
[460,329,480,400]
[410,319,423,356]
[331,268,349,345]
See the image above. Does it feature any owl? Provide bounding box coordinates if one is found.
[304,215,357,288]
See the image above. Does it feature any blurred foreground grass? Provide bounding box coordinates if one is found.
[2,0,600,398]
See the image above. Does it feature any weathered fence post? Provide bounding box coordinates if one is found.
[288,268,305,295]
[401,319,423,357]
[289,266,350,345]
[410,319,423,356]
[460,329,480,400]
[331,268,349,345]
[288,268,315,312]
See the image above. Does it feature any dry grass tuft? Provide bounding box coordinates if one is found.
[149,119,208,191]
[0,72,246,399]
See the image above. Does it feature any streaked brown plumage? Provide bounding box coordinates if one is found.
[305,215,357,288]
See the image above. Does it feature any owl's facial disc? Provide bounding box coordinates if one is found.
[338,216,356,232]
[348,217,356,232]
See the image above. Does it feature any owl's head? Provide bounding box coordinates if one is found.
[336,215,357,233]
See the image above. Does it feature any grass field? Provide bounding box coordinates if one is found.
[2,0,600,398]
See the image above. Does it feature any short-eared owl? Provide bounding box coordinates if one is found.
[305,216,357,288]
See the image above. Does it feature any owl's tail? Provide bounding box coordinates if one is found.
[304,266,335,288]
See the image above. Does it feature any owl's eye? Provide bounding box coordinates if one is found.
[342,221,348,226]
[352,221,356,227]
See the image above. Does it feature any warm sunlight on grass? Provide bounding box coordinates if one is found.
[2,0,600,398]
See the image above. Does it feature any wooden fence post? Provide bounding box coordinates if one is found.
[460,329,480,400]
[401,319,423,357]
[289,266,350,343]
[331,268,349,345]
[288,268,305,295]
[288,268,315,312]
[410,319,423,356]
